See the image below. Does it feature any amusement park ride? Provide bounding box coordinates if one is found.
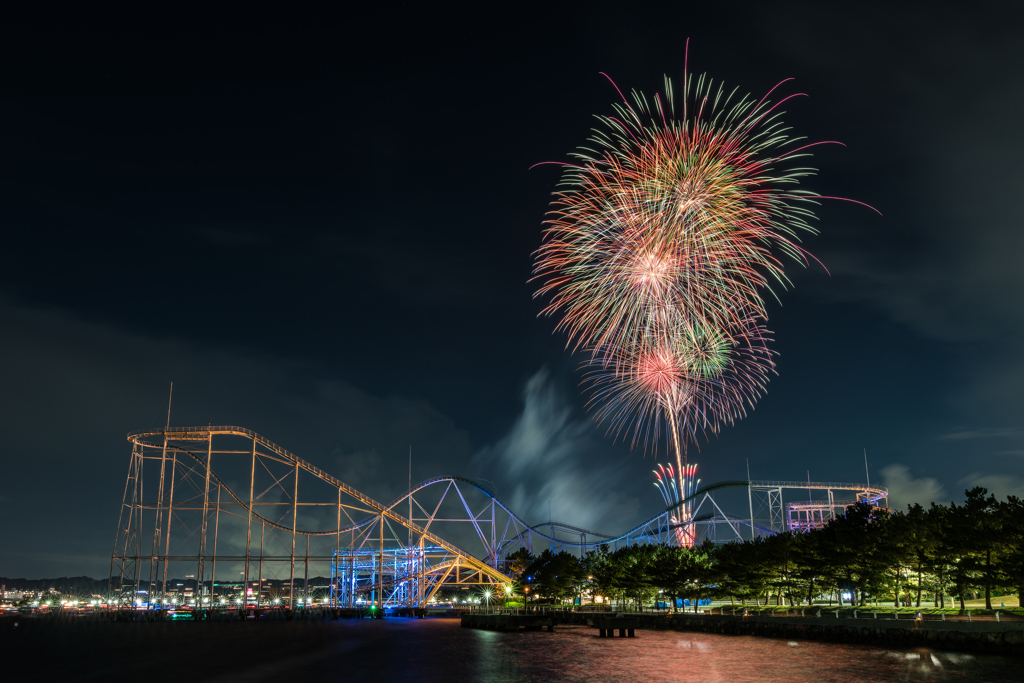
[110,426,887,610]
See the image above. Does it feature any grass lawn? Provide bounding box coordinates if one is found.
[964,595,1019,608]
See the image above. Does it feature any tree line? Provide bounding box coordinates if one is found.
[506,488,1024,612]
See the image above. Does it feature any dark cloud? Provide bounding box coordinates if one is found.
[959,473,1024,502]
[937,428,1020,441]
[471,369,645,532]
[0,297,474,576]
[880,465,947,511]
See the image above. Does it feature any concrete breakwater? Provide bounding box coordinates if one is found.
[461,613,556,632]
[555,611,1024,654]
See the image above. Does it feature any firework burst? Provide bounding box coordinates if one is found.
[584,313,774,455]
[534,73,822,360]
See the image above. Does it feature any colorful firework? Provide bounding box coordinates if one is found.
[533,73,822,360]
[533,63,848,544]
[653,463,699,507]
[584,314,774,453]
[654,463,699,546]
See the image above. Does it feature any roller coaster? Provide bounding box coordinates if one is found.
[110,426,887,609]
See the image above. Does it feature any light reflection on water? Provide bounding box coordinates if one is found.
[3,617,1020,682]
[465,622,1015,683]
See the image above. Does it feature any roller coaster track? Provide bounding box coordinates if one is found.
[382,475,885,550]
[111,426,886,609]
[123,427,509,583]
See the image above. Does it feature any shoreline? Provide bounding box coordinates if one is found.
[559,612,1024,654]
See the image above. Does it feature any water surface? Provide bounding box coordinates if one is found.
[2,616,1019,682]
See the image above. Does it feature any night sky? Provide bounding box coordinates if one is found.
[2,2,1022,578]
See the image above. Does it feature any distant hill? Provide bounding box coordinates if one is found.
[1,576,336,595]
[1,576,108,594]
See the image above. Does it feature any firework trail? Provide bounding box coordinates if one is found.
[654,463,700,545]
[653,464,679,507]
